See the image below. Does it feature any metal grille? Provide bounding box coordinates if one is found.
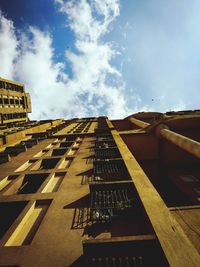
[95,148,121,159]
[95,140,116,149]
[90,189,133,223]
[91,189,132,209]
[96,132,112,139]
[86,256,144,267]
[97,118,109,129]
[93,160,127,181]
[96,137,113,142]
[59,141,74,148]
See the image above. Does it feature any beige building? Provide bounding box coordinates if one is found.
[0,79,199,266]
[0,77,31,124]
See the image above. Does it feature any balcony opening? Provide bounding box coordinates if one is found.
[95,140,116,149]
[95,148,121,159]
[89,183,153,236]
[93,159,131,182]
[83,238,169,267]
[10,98,14,105]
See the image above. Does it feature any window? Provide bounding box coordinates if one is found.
[0,201,27,239]
[93,159,130,182]
[15,98,19,105]
[3,97,9,105]
[15,173,49,194]
[5,200,51,246]
[52,148,68,156]
[31,158,60,170]
[10,98,14,105]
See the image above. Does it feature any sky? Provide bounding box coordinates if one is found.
[0,0,200,120]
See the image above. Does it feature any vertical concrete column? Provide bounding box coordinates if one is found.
[129,117,150,128]
[156,124,200,159]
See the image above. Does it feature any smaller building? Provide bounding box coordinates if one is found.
[0,77,31,125]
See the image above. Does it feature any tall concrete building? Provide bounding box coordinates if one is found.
[0,78,199,267]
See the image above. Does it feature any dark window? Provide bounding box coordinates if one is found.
[22,96,26,108]
[59,141,74,148]
[39,158,60,169]
[4,98,9,104]
[10,98,14,104]
[11,83,15,91]
[52,149,67,156]
[17,174,49,194]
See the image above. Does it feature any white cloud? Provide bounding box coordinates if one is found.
[0,11,18,79]
[55,0,131,118]
[0,1,132,120]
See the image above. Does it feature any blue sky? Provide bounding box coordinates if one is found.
[0,0,200,120]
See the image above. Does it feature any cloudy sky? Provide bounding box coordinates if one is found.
[0,0,200,120]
